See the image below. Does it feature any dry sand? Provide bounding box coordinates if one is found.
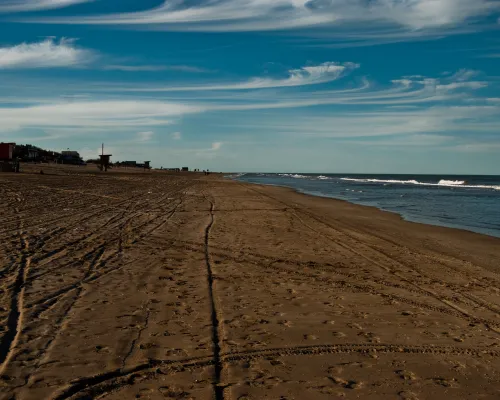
[1,165,500,400]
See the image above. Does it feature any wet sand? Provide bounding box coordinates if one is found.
[1,165,500,400]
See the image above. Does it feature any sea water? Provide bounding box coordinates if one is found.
[233,173,500,238]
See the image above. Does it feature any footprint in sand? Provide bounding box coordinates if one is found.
[329,376,363,389]
[396,370,418,381]
[304,334,318,340]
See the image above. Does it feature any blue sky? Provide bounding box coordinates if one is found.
[0,0,499,173]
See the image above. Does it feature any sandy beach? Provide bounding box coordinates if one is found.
[1,165,500,400]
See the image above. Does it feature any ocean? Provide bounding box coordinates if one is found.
[233,173,500,238]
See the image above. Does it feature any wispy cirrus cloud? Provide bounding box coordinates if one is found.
[0,0,92,12]
[103,65,169,72]
[0,38,208,73]
[453,142,500,152]
[0,66,493,150]
[217,97,500,140]
[164,65,214,73]
[103,64,212,73]
[0,38,94,69]
[194,142,223,159]
[211,142,222,151]
[267,105,500,139]
[137,131,154,142]
[0,100,201,132]
[201,72,487,111]
[30,0,500,34]
[117,62,358,92]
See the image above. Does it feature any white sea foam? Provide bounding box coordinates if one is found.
[340,178,500,191]
[279,173,308,179]
[277,173,334,180]
[438,180,465,186]
[228,173,246,178]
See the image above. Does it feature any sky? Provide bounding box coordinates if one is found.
[0,0,499,173]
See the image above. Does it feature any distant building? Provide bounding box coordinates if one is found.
[182,167,189,172]
[0,143,15,161]
[28,147,39,160]
[118,161,137,167]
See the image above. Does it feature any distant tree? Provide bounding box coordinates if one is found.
[13,144,61,162]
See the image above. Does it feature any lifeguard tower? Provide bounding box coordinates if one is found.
[99,154,112,172]
[99,143,112,172]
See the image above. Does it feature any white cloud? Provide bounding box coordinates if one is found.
[217,104,500,140]
[102,64,211,73]
[365,0,498,29]
[33,0,500,34]
[0,100,202,132]
[0,68,486,136]
[118,62,358,92]
[164,65,214,73]
[0,39,207,72]
[342,134,450,147]
[0,38,94,69]
[0,0,91,12]
[137,131,154,142]
[436,81,487,91]
[452,142,500,152]
[0,68,494,143]
[103,65,168,72]
[194,142,223,159]
[206,77,454,111]
[449,69,481,82]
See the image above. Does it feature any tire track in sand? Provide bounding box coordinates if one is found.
[14,192,188,391]
[0,229,32,376]
[203,192,225,400]
[48,341,499,400]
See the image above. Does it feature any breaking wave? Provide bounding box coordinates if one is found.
[438,180,465,185]
[340,178,500,190]
[277,174,333,180]
[278,173,308,179]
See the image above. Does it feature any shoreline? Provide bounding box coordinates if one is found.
[228,178,500,273]
[231,176,500,240]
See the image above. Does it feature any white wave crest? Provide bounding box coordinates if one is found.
[340,178,500,191]
[438,180,465,186]
[279,173,308,179]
